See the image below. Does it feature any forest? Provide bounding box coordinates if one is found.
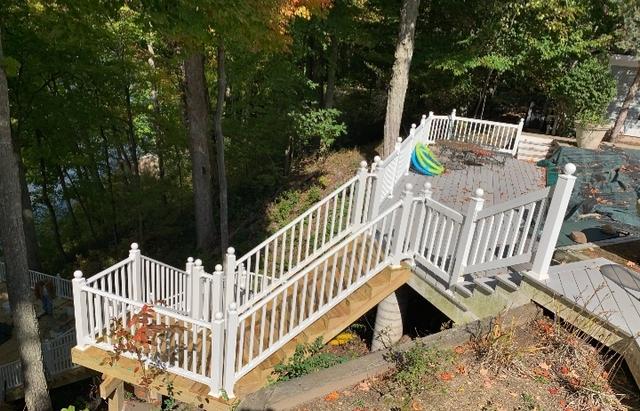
[2,0,640,409]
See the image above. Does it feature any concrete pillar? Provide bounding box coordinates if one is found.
[371,287,408,351]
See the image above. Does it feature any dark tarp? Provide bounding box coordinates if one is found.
[539,146,640,245]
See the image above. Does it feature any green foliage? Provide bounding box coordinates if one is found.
[60,406,88,411]
[385,342,453,396]
[272,337,348,382]
[551,57,617,125]
[289,108,347,157]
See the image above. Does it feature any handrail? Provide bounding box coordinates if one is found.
[236,175,359,266]
[85,257,134,285]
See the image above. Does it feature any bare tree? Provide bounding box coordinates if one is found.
[0,30,52,411]
[382,0,420,157]
[183,52,216,252]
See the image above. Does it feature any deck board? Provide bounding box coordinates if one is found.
[542,259,640,342]
[382,156,544,213]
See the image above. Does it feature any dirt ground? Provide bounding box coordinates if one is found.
[298,317,637,411]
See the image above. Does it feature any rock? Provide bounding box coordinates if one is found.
[570,230,588,244]
[601,224,618,235]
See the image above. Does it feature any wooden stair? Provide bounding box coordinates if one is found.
[234,264,411,397]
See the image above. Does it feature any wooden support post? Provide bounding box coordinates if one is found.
[529,163,577,281]
[352,161,369,227]
[129,243,141,300]
[100,376,124,411]
[450,188,485,288]
[72,270,88,349]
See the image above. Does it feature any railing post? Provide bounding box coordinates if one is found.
[185,257,194,310]
[55,274,62,297]
[446,109,456,140]
[391,137,402,185]
[370,156,384,219]
[392,183,414,267]
[426,111,434,143]
[224,248,236,310]
[129,243,141,300]
[72,270,89,349]
[190,259,202,320]
[450,188,485,288]
[222,303,238,398]
[512,118,525,157]
[352,161,369,227]
[529,163,577,281]
[209,311,224,397]
[212,264,224,315]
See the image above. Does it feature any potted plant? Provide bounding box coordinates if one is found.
[552,58,617,149]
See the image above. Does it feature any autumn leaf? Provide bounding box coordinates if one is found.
[559,366,570,375]
[411,400,424,410]
[548,386,559,395]
[439,372,453,381]
[454,345,466,354]
[324,391,340,402]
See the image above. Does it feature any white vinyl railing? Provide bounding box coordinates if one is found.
[0,328,77,395]
[231,168,377,311]
[0,262,73,300]
[229,200,405,382]
[71,124,575,400]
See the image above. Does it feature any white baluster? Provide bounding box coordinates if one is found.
[529,164,577,281]
[450,188,485,288]
[212,264,223,314]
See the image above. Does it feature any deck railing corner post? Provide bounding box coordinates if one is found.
[450,188,485,288]
[530,163,577,281]
[209,311,225,397]
[222,303,239,398]
[71,270,89,349]
[224,248,237,310]
[447,109,457,140]
[212,264,224,315]
[190,259,203,320]
[392,183,414,267]
[353,161,369,227]
[129,243,142,300]
[513,117,525,157]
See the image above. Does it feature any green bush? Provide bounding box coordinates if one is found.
[271,337,348,382]
[551,57,616,125]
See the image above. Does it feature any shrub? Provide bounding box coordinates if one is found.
[271,337,348,382]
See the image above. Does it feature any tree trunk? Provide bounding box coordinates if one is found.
[610,67,640,142]
[214,41,229,253]
[0,31,53,411]
[183,52,216,252]
[382,0,420,157]
[323,36,339,109]
[147,42,168,205]
[18,159,41,271]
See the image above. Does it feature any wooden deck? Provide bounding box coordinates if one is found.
[385,156,545,213]
[523,258,640,386]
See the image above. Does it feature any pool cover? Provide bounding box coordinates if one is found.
[538,146,640,245]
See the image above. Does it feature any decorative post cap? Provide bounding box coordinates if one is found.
[374,155,381,163]
[227,247,235,255]
[519,118,525,124]
[429,111,434,117]
[215,264,223,272]
[130,243,139,250]
[187,257,194,263]
[563,163,576,176]
[396,137,403,144]
[474,188,485,198]
[73,270,83,279]
[422,182,432,193]
[214,312,224,321]
[195,259,202,267]
[359,160,368,169]
[229,302,237,311]
[422,114,427,121]
[451,108,457,115]
[402,183,413,197]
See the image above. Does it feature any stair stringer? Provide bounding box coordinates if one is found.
[234,264,411,397]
